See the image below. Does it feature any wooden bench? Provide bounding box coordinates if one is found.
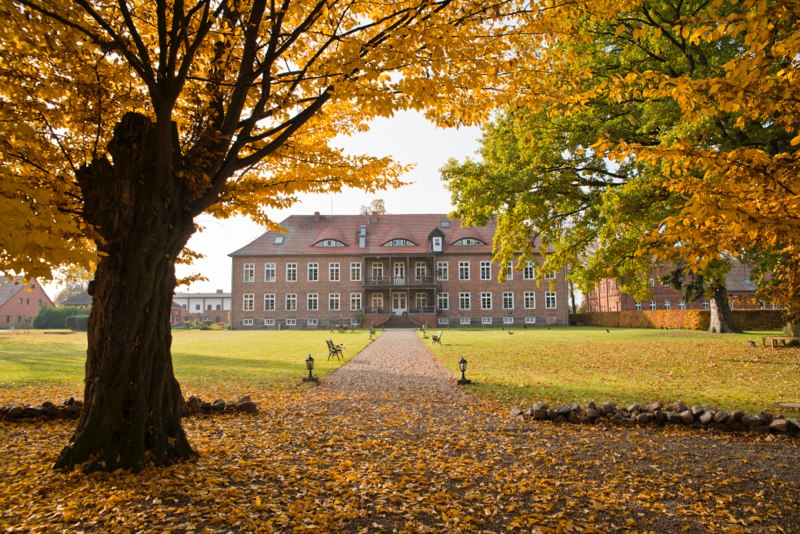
[431,331,443,345]
[326,339,344,360]
[762,336,800,349]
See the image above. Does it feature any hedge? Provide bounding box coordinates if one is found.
[570,310,785,331]
[32,306,88,329]
[64,314,90,331]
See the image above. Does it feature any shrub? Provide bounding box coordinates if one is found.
[64,314,90,331]
[570,310,784,331]
[32,306,87,329]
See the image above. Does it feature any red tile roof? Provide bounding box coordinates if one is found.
[229,214,498,257]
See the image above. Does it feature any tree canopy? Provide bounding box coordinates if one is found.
[443,0,800,321]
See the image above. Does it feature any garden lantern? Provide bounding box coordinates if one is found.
[303,354,318,383]
[457,357,471,385]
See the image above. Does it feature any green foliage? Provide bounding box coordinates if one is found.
[64,315,89,331]
[31,306,87,329]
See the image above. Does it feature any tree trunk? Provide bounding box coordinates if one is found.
[568,281,577,314]
[708,286,740,334]
[54,113,198,472]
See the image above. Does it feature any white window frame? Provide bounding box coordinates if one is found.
[480,292,492,310]
[264,263,276,282]
[243,263,255,283]
[350,262,362,282]
[371,293,384,309]
[480,261,491,281]
[264,293,276,311]
[437,261,449,281]
[679,300,686,310]
[415,262,427,281]
[242,318,254,326]
[285,319,296,326]
[285,293,297,311]
[503,316,514,325]
[307,318,318,326]
[544,270,557,280]
[432,236,443,252]
[460,317,471,325]
[459,261,470,281]
[650,300,657,311]
[524,316,536,324]
[438,317,450,325]
[523,261,535,280]
[243,293,255,311]
[415,292,427,308]
[329,293,341,311]
[350,292,362,311]
[264,319,275,326]
[545,292,557,309]
[372,262,384,280]
[635,301,642,311]
[505,261,514,280]
[286,263,297,282]
[437,292,449,311]
[329,262,340,282]
[524,291,536,310]
[459,292,471,310]
[481,317,492,325]
[503,291,514,310]
[307,293,319,311]
[307,262,319,282]
[664,300,671,310]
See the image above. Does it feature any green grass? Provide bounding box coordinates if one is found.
[0,329,373,395]
[427,327,800,416]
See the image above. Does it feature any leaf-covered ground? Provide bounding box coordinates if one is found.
[1,330,798,532]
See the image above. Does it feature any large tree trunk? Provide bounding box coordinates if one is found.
[54,113,198,472]
[708,286,740,334]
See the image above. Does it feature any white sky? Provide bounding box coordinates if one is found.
[177,110,482,294]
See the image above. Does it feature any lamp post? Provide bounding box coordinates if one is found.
[303,354,318,383]
[457,356,472,385]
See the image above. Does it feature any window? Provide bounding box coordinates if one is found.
[480,292,492,310]
[503,316,514,325]
[372,262,384,280]
[503,292,514,310]
[544,270,557,280]
[480,261,491,281]
[305,262,318,282]
[264,319,275,326]
[453,238,484,246]
[432,236,443,252]
[350,292,362,311]
[307,319,318,326]
[459,292,471,310]
[438,317,450,325]
[285,319,296,326]
[382,238,416,246]
[524,292,536,310]
[415,292,427,308]
[243,293,254,311]
[242,318,254,326]
[460,317,471,325]
[415,262,427,281]
[243,263,255,283]
[635,301,642,311]
[314,239,345,247]
[664,300,671,310]
[482,317,492,325]
[702,300,709,310]
[18,298,23,305]
[329,293,340,311]
[264,263,276,282]
[459,261,470,281]
[351,318,360,326]
[329,262,340,282]
[524,316,536,325]
[440,220,451,228]
[679,300,686,310]
[436,261,449,281]
[195,304,201,311]
[649,277,655,287]
[273,236,284,244]
[650,300,657,310]
[371,293,384,309]
[285,294,297,311]
[523,261,535,280]
[264,294,276,311]
[437,292,449,311]
[505,261,514,280]
[307,293,319,311]
[286,263,297,282]
[545,292,557,309]
[350,262,362,282]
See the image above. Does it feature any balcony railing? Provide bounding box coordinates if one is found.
[363,276,436,287]
[409,306,436,314]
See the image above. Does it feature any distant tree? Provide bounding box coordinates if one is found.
[360,199,386,216]
[54,280,89,305]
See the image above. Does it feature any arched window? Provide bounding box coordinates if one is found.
[382,238,416,246]
[313,239,345,247]
[452,237,484,246]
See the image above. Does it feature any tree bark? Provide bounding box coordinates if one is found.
[708,286,740,334]
[54,113,198,472]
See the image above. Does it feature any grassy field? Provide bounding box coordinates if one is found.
[426,326,800,416]
[0,329,372,399]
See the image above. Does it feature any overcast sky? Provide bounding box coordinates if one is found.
[175,111,483,294]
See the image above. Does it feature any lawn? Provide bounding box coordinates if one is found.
[0,329,373,401]
[427,326,800,417]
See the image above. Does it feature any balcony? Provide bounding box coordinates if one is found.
[363,276,437,289]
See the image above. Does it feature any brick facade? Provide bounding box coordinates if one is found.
[0,277,54,328]
[229,214,569,329]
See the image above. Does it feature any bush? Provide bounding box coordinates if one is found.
[64,314,90,331]
[32,306,87,329]
[570,310,785,331]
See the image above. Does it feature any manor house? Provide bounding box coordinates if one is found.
[229,213,568,329]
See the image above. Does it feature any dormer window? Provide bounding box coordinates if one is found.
[382,238,416,247]
[273,236,285,244]
[453,238,484,246]
[431,236,443,252]
[314,239,345,247]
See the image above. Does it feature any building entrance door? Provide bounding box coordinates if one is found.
[392,292,407,316]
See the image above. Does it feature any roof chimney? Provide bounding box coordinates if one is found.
[313,211,321,221]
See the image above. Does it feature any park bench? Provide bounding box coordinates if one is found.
[431,331,443,345]
[326,339,344,360]
[762,336,800,349]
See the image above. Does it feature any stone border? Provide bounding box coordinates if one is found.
[511,400,800,436]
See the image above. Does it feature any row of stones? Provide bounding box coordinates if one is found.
[0,395,259,422]
[510,400,800,436]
